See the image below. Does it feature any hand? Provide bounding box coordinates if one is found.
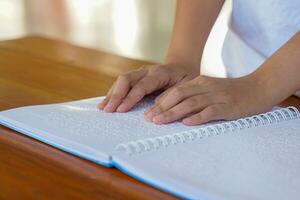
[98,64,199,112]
[144,75,271,125]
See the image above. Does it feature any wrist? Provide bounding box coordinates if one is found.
[164,55,200,72]
[245,71,291,106]
[244,72,267,92]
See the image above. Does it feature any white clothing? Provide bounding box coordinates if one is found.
[222,0,300,96]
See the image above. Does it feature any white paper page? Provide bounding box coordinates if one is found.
[0,96,204,166]
[113,118,300,200]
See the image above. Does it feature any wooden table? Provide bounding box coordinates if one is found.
[0,36,299,200]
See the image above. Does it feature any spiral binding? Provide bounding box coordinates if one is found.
[115,107,300,155]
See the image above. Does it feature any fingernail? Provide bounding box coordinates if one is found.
[182,118,194,126]
[116,103,127,112]
[153,115,164,124]
[145,107,161,119]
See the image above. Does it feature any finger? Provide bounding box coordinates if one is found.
[98,97,110,110]
[154,75,194,104]
[144,77,192,116]
[143,88,171,119]
[154,88,171,104]
[145,83,207,121]
[116,75,165,112]
[152,94,213,124]
[104,70,146,112]
[154,84,177,104]
[143,84,180,116]
[182,104,227,125]
[103,77,130,112]
[98,84,115,110]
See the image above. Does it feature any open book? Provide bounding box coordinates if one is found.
[0,97,299,200]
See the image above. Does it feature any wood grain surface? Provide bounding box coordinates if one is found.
[0,36,299,200]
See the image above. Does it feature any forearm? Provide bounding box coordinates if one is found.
[165,0,224,70]
[251,32,300,104]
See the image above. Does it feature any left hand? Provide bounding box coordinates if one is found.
[144,75,272,125]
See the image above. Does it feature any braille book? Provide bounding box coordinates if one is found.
[0,97,299,200]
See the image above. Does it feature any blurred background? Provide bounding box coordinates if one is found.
[0,0,231,76]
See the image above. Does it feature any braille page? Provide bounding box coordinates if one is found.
[0,96,201,166]
[112,118,300,200]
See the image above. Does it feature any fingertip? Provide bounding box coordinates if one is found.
[98,103,105,110]
[104,102,116,112]
[144,105,154,114]
[182,118,198,126]
[152,118,163,125]
[116,103,130,112]
[145,106,163,121]
[152,114,167,125]
[144,114,152,122]
[103,108,112,113]
[98,98,109,110]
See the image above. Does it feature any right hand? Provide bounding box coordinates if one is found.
[98,63,199,113]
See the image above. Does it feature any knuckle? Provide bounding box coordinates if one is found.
[186,97,199,108]
[118,74,130,83]
[172,87,184,98]
[206,106,219,116]
[151,65,168,75]
[136,83,147,94]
